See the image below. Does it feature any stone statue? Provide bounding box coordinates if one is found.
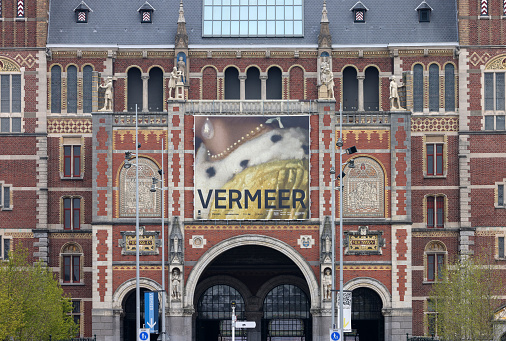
[171,268,181,300]
[323,268,332,300]
[169,67,182,99]
[390,76,402,110]
[99,77,113,111]
[177,56,187,83]
[319,57,334,99]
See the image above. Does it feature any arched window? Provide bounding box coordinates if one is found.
[60,243,83,284]
[343,67,358,111]
[444,64,455,112]
[82,65,93,113]
[413,64,424,112]
[127,68,142,112]
[364,67,379,111]
[424,241,447,282]
[67,65,77,113]
[266,67,282,100]
[426,195,445,228]
[148,67,163,112]
[245,67,261,100]
[224,67,240,100]
[429,64,439,112]
[51,65,61,113]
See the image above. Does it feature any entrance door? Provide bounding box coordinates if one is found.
[351,288,384,341]
[123,288,160,341]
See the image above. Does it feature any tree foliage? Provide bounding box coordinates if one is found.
[429,255,502,340]
[0,247,77,341]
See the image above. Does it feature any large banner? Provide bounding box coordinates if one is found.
[194,115,310,220]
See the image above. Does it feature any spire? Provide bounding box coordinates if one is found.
[175,0,188,48]
[318,0,331,48]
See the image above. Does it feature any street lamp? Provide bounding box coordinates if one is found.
[123,105,141,340]
[150,139,168,341]
[330,103,357,338]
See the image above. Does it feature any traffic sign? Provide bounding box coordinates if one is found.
[144,291,159,333]
[330,329,340,341]
[138,328,150,341]
[235,321,256,328]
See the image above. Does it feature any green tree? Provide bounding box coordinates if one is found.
[0,247,77,341]
[429,255,502,340]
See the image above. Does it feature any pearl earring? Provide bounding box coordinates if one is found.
[201,117,214,140]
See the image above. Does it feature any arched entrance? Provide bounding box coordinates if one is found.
[123,288,161,341]
[351,288,384,341]
[193,243,315,341]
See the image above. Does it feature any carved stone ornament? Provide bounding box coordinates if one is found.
[170,217,184,264]
[344,226,386,255]
[320,216,332,263]
[118,226,161,255]
[297,235,315,249]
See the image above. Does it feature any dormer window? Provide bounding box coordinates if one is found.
[416,1,433,22]
[138,2,155,23]
[350,1,368,23]
[73,2,91,23]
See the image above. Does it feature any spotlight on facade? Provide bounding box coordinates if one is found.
[346,146,358,155]
[347,159,355,168]
[150,177,157,192]
[124,152,132,169]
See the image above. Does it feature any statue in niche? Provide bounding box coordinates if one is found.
[171,268,181,300]
[323,268,332,300]
[99,77,113,111]
[319,57,334,99]
[177,56,187,83]
[389,76,403,110]
[168,67,183,99]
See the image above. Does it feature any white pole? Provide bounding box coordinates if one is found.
[331,113,336,330]
[338,103,344,339]
[135,105,141,340]
[231,304,236,341]
[161,138,166,341]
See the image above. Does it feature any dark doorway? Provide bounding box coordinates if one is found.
[225,67,240,100]
[127,68,143,112]
[343,67,358,111]
[364,67,379,111]
[148,67,163,112]
[351,288,384,341]
[123,288,160,341]
[245,67,261,99]
[266,67,282,99]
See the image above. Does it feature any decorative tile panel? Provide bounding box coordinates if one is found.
[47,118,92,134]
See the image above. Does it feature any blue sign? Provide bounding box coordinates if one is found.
[144,292,159,333]
[330,330,340,341]
[139,330,149,341]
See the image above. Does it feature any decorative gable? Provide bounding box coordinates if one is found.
[74,1,92,23]
[416,1,433,22]
[138,2,155,23]
[350,1,368,23]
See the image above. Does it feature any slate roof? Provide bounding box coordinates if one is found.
[47,0,458,47]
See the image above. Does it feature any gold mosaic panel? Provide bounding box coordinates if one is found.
[411,117,458,132]
[47,118,92,134]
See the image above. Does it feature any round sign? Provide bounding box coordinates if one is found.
[139,331,149,341]
[331,331,340,341]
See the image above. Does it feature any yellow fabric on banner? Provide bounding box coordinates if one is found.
[208,159,309,220]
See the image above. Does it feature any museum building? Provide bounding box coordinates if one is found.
[2,0,506,340]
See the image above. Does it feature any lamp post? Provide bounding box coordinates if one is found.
[123,105,141,340]
[150,138,168,341]
[330,103,357,337]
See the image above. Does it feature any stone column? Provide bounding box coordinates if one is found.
[357,74,365,111]
[142,74,149,112]
[260,75,268,100]
[239,75,246,100]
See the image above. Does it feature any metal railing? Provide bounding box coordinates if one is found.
[407,334,437,341]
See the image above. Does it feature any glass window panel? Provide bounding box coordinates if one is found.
[413,64,424,112]
[231,0,239,4]
[1,75,10,113]
[4,238,10,260]
[11,118,21,132]
[223,0,230,4]
[222,21,231,35]
[258,0,266,4]
[444,64,455,111]
[0,117,8,132]
[267,21,275,33]
[499,185,504,206]
[276,0,283,4]
[240,0,247,4]
[203,21,212,34]
[427,254,435,281]
[258,20,266,35]
[267,0,275,4]
[11,75,21,113]
[497,73,505,111]
[258,6,266,19]
[204,7,213,20]
[427,144,434,175]
[222,6,230,20]
[294,20,302,35]
[485,73,494,111]
[213,21,221,35]
[285,6,293,20]
[240,20,248,34]
[249,0,257,4]
[3,187,9,209]
[276,6,284,19]
[213,0,221,4]
[240,6,248,19]
[249,21,257,35]
[497,115,505,130]
[83,66,93,113]
[205,0,213,4]
[485,116,494,130]
[285,20,293,35]
[293,0,301,4]
[276,20,284,34]
[267,6,275,19]
[294,6,302,20]
[231,21,239,34]
[499,236,505,258]
[249,6,257,19]
[213,6,222,19]
[231,6,239,18]
[64,256,71,282]
[429,64,439,112]
[73,256,80,282]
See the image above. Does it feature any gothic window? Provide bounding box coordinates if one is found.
[266,67,282,100]
[119,157,161,217]
[203,0,303,37]
[343,67,358,111]
[60,243,83,284]
[364,67,379,111]
[148,67,163,112]
[413,64,424,112]
[83,65,93,113]
[245,67,261,100]
[343,157,384,218]
[424,241,447,282]
[51,65,62,113]
[127,67,143,112]
[224,67,240,100]
[444,64,455,111]
[67,65,78,113]
[0,74,21,114]
[429,64,439,112]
